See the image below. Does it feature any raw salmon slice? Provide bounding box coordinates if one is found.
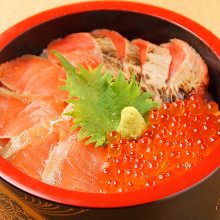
[1,114,107,192]
[1,122,59,180]
[47,33,102,68]
[0,55,67,100]
[58,138,107,192]
[42,131,108,192]
[42,133,77,186]
[161,39,209,99]
[1,119,72,180]
[0,88,66,139]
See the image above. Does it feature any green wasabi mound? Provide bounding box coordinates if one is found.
[117,106,146,140]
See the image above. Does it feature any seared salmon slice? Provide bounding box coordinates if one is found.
[161,39,209,99]
[0,55,67,100]
[92,29,141,80]
[92,29,126,60]
[133,38,208,102]
[133,39,172,101]
[123,41,141,81]
[90,32,123,78]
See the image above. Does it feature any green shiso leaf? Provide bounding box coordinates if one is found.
[54,51,159,147]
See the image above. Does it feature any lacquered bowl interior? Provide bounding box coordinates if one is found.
[0,2,219,208]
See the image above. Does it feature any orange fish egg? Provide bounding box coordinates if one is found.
[103,97,220,193]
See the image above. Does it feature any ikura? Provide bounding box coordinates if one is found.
[103,96,220,193]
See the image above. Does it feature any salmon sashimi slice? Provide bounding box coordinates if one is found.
[47,33,102,68]
[1,123,59,180]
[1,116,107,192]
[0,55,67,100]
[132,39,172,101]
[58,138,107,192]
[42,129,108,192]
[0,119,72,180]
[91,29,141,80]
[161,39,209,99]
[0,88,66,139]
[41,103,75,185]
[42,133,77,186]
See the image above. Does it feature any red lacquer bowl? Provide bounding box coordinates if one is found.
[0,1,220,209]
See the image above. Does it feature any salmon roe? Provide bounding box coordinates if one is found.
[101,96,220,193]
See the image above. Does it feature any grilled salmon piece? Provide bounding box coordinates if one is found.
[0,55,67,100]
[132,39,172,101]
[91,29,126,60]
[161,39,209,100]
[92,29,141,80]
[90,31,123,78]
[133,38,208,102]
[124,40,142,81]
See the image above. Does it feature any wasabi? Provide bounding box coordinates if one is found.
[117,106,146,140]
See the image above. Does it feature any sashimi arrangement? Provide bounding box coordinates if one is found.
[0,29,219,193]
